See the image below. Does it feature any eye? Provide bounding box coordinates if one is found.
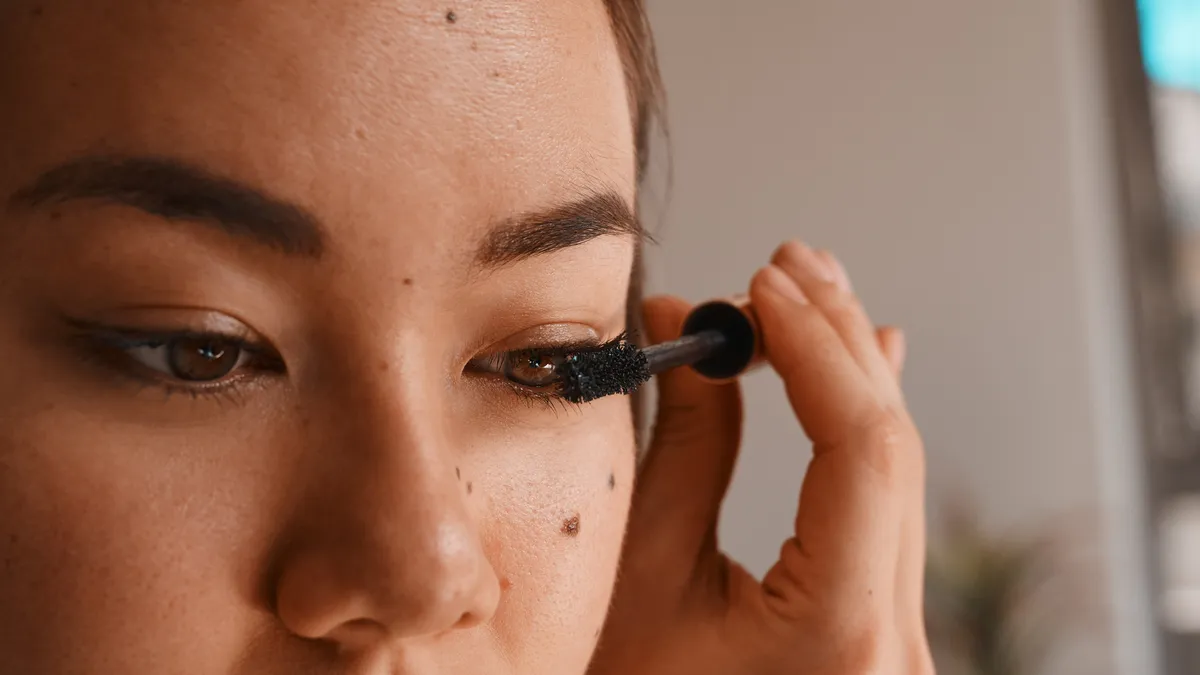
[466,332,631,399]
[502,350,565,389]
[127,335,252,383]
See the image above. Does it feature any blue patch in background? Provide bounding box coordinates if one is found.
[1139,0,1200,90]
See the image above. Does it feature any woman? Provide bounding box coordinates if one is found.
[0,0,933,673]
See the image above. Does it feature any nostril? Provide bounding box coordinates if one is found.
[324,618,389,652]
[453,610,484,629]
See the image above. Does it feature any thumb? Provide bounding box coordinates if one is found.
[628,295,743,568]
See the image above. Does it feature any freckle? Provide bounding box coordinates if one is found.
[607,472,615,490]
[402,277,413,286]
[470,40,478,51]
[500,577,512,591]
[515,119,523,131]
[355,128,367,140]
[466,481,473,494]
[561,514,580,537]
[8,534,17,544]
[490,70,501,78]
[445,9,457,23]
[378,360,390,373]
[456,467,461,480]
[594,627,601,638]
[48,210,61,221]
[30,6,43,17]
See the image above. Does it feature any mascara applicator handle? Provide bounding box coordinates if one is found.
[679,295,762,382]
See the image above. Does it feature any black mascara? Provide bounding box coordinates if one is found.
[559,297,760,404]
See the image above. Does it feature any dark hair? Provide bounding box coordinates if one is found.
[602,0,664,434]
[602,0,665,186]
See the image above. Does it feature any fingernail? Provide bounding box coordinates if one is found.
[796,245,836,282]
[761,264,808,304]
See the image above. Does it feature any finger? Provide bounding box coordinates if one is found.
[873,324,920,622]
[749,265,882,446]
[629,295,743,568]
[751,264,906,617]
[896,469,928,630]
[771,242,897,393]
[876,326,906,378]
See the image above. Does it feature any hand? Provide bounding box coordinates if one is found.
[590,241,933,675]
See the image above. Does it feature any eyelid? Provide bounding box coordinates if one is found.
[64,310,264,345]
[63,315,283,372]
[484,323,603,353]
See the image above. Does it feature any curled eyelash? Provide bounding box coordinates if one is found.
[469,331,636,409]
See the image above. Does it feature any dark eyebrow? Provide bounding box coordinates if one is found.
[7,155,325,257]
[474,190,647,269]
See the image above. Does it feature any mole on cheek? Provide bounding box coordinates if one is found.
[455,466,461,480]
[607,472,615,491]
[466,481,473,495]
[445,9,457,23]
[402,277,413,286]
[561,514,580,537]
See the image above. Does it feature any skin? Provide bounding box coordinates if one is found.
[1,1,635,673]
[0,1,934,673]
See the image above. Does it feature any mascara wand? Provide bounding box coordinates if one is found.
[559,298,760,404]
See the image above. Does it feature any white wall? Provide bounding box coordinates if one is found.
[642,2,1159,673]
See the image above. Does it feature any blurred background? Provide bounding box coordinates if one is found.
[638,2,1200,673]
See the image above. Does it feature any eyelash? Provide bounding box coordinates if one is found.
[67,321,626,410]
[466,333,630,412]
[67,322,285,404]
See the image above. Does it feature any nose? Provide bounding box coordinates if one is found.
[273,380,500,647]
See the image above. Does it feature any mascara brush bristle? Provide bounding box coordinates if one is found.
[559,340,650,404]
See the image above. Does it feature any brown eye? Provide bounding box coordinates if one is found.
[115,335,251,383]
[502,351,563,388]
[166,337,243,381]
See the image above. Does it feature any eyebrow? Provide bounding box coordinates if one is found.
[8,155,326,257]
[474,189,645,269]
[6,155,645,268]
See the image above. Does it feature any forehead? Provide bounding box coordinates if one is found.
[0,0,635,254]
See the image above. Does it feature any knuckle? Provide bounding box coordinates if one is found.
[810,280,854,309]
[845,407,918,481]
[812,285,872,332]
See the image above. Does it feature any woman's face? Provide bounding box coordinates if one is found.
[0,1,638,673]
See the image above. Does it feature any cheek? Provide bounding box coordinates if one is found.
[466,400,636,668]
[0,404,276,672]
